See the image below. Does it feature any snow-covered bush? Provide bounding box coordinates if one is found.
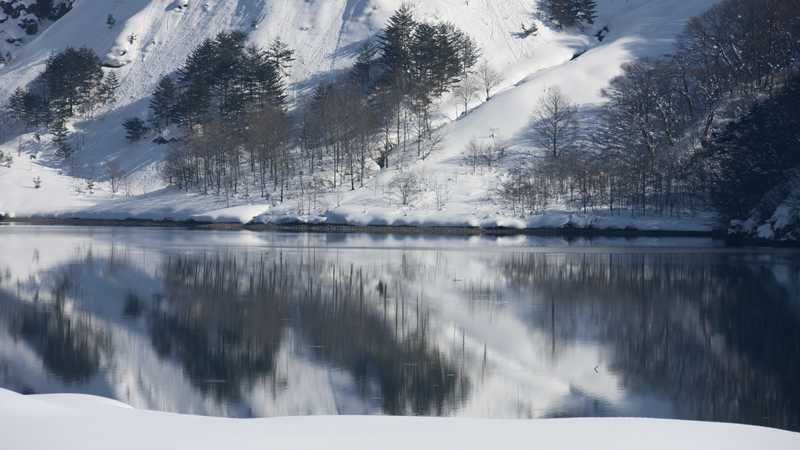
[0,151,12,167]
[390,172,421,206]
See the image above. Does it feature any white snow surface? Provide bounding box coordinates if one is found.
[1,388,798,450]
[1,0,719,230]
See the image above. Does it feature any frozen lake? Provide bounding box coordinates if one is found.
[0,225,798,431]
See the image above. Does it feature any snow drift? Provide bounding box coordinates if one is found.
[1,388,798,450]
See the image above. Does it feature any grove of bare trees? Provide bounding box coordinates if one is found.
[502,0,800,219]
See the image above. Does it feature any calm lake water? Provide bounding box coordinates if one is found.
[1,225,799,430]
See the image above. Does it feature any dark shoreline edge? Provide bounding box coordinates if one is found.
[0,215,717,236]
[2,216,797,246]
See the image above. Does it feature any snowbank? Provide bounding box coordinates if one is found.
[254,208,715,233]
[0,389,797,450]
[190,204,271,224]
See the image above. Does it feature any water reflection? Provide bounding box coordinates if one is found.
[0,227,798,431]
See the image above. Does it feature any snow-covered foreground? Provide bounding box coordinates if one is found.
[0,0,720,232]
[1,389,798,450]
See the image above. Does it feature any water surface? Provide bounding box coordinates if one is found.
[1,225,798,431]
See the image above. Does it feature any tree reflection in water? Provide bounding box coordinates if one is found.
[1,271,112,385]
[497,253,800,430]
[0,234,798,431]
[151,250,468,416]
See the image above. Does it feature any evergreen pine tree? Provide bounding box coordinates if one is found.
[122,117,149,142]
[243,45,287,111]
[577,0,597,25]
[41,47,104,117]
[350,42,379,93]
[8,88,28,123]
[51,117,72,160]
[149,76,177,131]
[455,30,481,81]
[211,31,248,118]
[410,22,439,93]
[267,38,295,79]
[176,39,216,128]
[543,0,596,28]
[99,71,120,104]
[379,4,417,88]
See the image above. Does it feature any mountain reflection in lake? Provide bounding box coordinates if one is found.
[0,226,799,431]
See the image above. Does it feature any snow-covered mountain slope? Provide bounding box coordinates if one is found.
[0,0,540,105]
[0,1,74,64]
[0,0,718,230]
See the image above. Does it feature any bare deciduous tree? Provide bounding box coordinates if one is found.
[478,59,502,101]
[531,87,579,159]
[433,177,451,210]
[105,160,124,194]
[455,73,479,117]
[463,139,484,175]
[390,172,421,206]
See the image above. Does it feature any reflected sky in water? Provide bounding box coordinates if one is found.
[1,225,799,431]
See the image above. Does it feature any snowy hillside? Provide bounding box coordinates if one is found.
[0,0,74,64]
[0,0,718,230]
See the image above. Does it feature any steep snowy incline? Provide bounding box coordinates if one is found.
[1,0,718,229]
[0,0,538,105]
[438,0,720,153]
[0,0,538,221]
[302,0,720,231]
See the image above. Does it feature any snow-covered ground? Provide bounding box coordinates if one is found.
[1,388,798,450]
[0,0,719,231]
[0,1,74,64]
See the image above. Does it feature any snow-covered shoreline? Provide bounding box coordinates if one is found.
[0,0,724,244]
[1,389,797,450]
[0,211,720,237]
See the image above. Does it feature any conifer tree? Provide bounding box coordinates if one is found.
[51,117,72,159]
[122,117,149,142]
[351,42,380,93]
[577,0,597,25]
[8,88,28,123]
[166,31,293,130]
[149,76,177,131]
[541,0,596,28]
[211,31,248,118]
[175,39,216,128]
[267,38,295,78]
[98,71,120,105]
[41,47,104,117]
[243,45,287,110]
[379,4,417,88]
